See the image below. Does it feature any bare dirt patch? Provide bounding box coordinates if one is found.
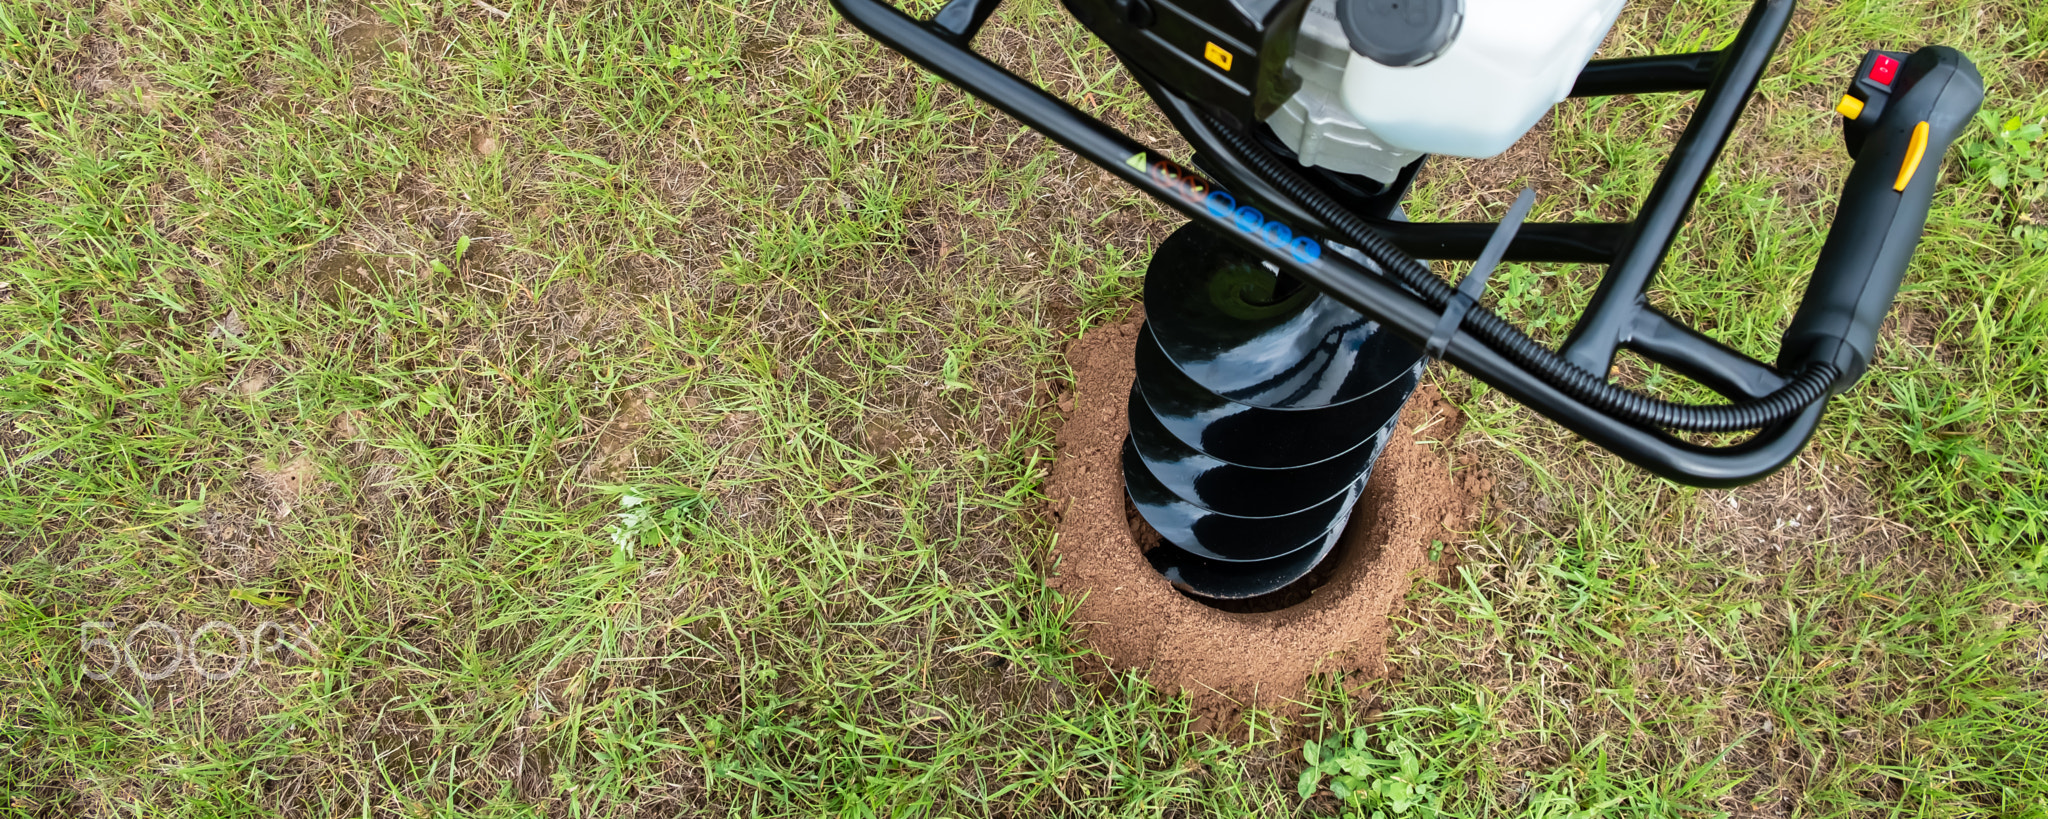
[580,388,653,484]
[254,451,321,519]
[1047,317,1483,730]
[334,19,404,63]
[196,507,268,580]
[65,27,167,114]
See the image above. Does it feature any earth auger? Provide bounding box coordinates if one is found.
[833,0,1983,605]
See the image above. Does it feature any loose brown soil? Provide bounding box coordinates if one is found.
[1047,316,1484,729]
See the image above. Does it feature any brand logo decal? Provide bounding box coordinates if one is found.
[1137,154,1322,265]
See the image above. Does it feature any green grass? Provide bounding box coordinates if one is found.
[1,0,2044,815]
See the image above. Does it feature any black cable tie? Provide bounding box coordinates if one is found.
[1425,186,1537,361]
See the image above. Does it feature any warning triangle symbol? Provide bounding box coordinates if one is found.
[1124,152,1148,171]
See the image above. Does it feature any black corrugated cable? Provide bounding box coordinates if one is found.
[1201,111,1835,433]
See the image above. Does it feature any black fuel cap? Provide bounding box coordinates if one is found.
[1335,0,1463,67]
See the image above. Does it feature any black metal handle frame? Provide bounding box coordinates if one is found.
[829,0,1952,487]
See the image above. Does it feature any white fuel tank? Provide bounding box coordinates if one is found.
[1338,0,1628,158]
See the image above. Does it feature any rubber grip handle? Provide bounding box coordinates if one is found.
[1778,46,1983,392]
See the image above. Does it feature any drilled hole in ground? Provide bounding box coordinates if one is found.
[1048,316,1487,729]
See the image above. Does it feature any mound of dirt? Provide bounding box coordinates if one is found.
[1047,317,1484,730]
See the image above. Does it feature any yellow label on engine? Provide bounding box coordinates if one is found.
[1204,42,1233,72]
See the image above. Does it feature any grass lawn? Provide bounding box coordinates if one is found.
[3,0,2046,815]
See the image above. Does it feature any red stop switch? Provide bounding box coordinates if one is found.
[1869,54,1899,85]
